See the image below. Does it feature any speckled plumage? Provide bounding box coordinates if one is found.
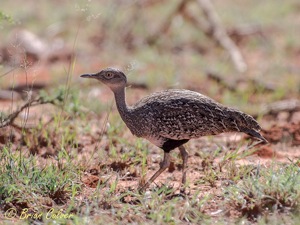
[125,89,264,147]
[81,68,267,192]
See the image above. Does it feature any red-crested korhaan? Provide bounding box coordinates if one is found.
[81,68,267,192]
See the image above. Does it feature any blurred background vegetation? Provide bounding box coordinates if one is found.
[1,0,299,107]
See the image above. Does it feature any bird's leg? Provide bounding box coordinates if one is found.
[139,151,171,193]
[179,145,188,192]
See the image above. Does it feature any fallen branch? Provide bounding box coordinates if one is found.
[206,70,236,92]
[146,0,190,45]
[248,78,275,93]
[227,24,265,43]
[0,96,59,128]
[206,71,275,93]
[195,0,247,73]
[260,99,300,116]
[146,0,247,73]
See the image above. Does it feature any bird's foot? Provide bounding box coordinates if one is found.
[138,187,145,194]
[179,185,190,196]
[138,182,150,194]
[180,186,186,194]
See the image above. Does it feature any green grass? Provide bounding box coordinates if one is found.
[224,163,300,220]
[0,146,81,212]
[1,91,300,224]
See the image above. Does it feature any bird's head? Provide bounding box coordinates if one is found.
[80,68,127,91]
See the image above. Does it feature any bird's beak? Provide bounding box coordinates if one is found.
[80,73,96,78]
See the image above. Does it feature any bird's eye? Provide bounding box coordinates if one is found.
[105,72,114,79]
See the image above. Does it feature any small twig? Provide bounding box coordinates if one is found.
[227,24,265,42]
[206,71,236,92]
[8,83,47,93]
[248,78,275,93]
[127,82,149,90]
[0,67,18,78]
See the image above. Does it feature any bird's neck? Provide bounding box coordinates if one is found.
[113,87,131,121]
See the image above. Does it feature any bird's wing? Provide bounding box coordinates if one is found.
[133,89,228,140]
[133,89,263,142]
[151,96,227,139]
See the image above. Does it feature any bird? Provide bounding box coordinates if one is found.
[80,67,267,192]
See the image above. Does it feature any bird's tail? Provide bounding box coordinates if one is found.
[225,109,268,143]
[239,126,268,143]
